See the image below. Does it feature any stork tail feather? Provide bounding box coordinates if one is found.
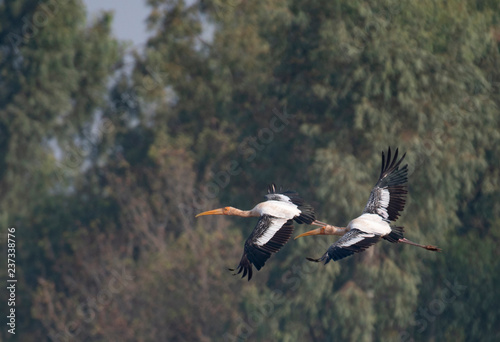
[384,226,405,243]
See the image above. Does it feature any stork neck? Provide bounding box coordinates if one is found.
[312,220,348,236]
[324,225,348,236]
[228,207,259,217]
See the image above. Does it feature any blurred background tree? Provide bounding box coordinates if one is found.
[1,0,499,341]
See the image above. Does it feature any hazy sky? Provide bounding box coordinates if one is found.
[83,1,151,48]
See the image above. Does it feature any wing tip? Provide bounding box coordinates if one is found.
[379,146,408,177]
[230,253,254,281]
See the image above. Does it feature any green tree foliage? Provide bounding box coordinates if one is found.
[0,0,121,339]
[1,0,499,341]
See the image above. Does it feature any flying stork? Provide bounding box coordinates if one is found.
[195,184,326,280]
[295,147,441,264]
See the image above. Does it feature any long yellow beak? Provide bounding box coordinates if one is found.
[294,227,326,239]
[195,208,226,218]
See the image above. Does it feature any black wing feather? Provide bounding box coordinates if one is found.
[383,226,405,243]
[363,147,408,222]
[231,216,294,281]
[307,229,382,264]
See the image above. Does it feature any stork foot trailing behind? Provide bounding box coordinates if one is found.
[295,147,441,264]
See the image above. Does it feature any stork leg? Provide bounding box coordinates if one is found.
[311,220,329,227]
[398,238,441,252]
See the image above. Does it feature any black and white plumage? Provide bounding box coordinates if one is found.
[309,229,383,263]
[196,184,317,280]
[362,147,408,222]
[296,147,441,264]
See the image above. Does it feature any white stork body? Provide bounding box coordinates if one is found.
[348,213,392,235]
[196,184,319,280]
[296,147,440,264]
[253,200,302,218]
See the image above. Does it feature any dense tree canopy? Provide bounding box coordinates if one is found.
[1,0,499,341]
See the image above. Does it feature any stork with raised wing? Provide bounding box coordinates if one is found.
[295,147,441,264]
[196,184,327,280]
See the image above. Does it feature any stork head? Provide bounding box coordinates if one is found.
[195,207,232,217]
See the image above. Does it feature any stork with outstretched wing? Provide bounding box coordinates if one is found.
[295,147,441,264]
[196,184,328,280]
